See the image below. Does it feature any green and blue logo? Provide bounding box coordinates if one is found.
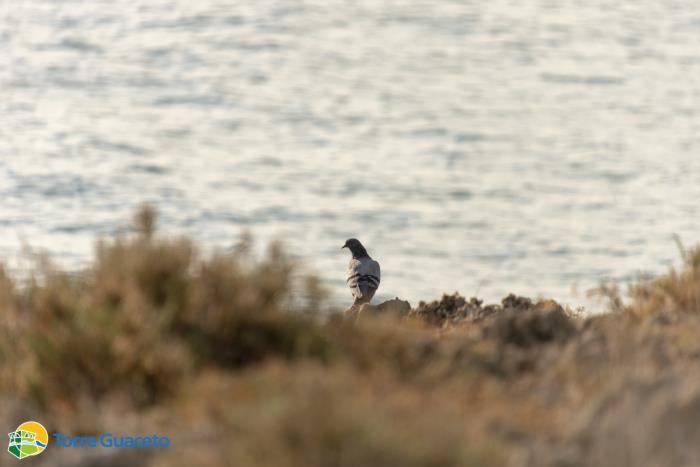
[7,420,171,460]
[8,421,48,459]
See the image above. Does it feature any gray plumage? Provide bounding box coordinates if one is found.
[342,238,380,306]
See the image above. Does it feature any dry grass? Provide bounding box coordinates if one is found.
[1,206,700,466]
[0,206,330,410]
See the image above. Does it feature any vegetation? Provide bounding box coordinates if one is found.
[1,206,699,466]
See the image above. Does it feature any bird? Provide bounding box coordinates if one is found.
[342,238,381,306]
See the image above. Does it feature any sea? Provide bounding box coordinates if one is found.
[2,0,699,309]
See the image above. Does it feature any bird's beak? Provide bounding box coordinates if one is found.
[341,244,347,249]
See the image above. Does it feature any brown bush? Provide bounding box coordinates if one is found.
[0,206,329,409]
[3,207,700,467]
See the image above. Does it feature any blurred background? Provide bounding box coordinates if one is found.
[2,0,699,308]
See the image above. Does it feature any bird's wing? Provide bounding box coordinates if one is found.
[346,259,363,299]
[359,259,380,304]
[362,259,380,289]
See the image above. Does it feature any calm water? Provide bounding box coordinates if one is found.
[2,0,700,308]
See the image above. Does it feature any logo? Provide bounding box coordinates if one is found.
[8,421,48,459]
[6,421,170,459]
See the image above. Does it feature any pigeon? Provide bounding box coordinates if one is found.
[342,238,381,306]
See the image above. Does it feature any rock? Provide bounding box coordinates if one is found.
[375,298,411,315]
[344,298,412,320]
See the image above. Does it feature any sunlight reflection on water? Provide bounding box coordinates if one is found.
[2,0,699,309]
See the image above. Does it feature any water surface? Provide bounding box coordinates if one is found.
[2,0,699,308]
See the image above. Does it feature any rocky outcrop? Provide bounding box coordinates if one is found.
[344,298,412,320]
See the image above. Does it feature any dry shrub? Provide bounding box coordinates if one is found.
[14,236,194,407]
[6,206,700,467]
[486,300,577,348]
[625,245,700,318]
[156,364,505,467]
[414,293,489,325]
[0,206,329,409]
[412,293,579,351]
[570,372,700,467]
[184,244,330,367]
[325,313,444,377]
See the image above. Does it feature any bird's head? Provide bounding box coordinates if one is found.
[341,238,368,258]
